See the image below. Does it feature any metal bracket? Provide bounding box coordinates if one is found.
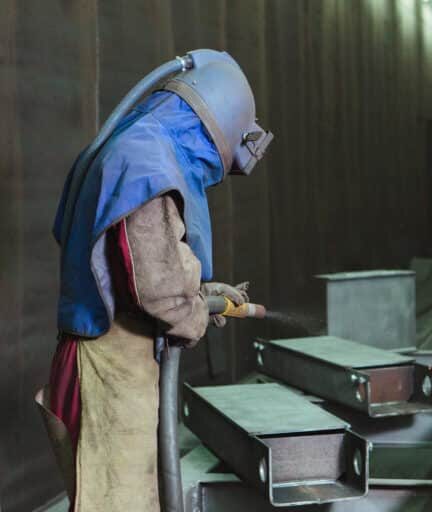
[183,382,368,507]
[318,270,416,351]
[255,336,432,417]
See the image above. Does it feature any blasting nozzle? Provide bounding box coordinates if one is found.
[206,295,266,319]
[223,298,266,319]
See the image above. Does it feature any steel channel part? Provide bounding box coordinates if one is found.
[319,393,432,486]
[318,270,416,351]
[182,444,431,512]
[183,383,368,507]
[243,370,432,486]
[255,336,432,417]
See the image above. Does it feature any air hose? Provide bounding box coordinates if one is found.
[159,342,184,512]
[60,54,193,245]
[159,295,266,512]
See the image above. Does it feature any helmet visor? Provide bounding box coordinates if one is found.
[230,122,274,176]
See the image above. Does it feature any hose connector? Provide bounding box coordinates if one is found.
[176,54,194,72]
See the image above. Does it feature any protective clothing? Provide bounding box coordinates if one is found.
[54,49,272,340]
[44,194,208,512]
[54,91,223,339]
[75,315,160,512]
[42,48,273,512]
[124,195,209,345]
[201,281,250,304]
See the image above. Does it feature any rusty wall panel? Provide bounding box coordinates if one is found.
[1,1,432,508]
[264,0,432,343]
[0,1,98,510]
[0,1,25,509]
[224,0,272,378]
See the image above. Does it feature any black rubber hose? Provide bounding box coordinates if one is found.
[60,55,192,244]
[159,341,184,512]
[158,297,226,512]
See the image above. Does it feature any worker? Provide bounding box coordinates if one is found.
[36,49,272,511]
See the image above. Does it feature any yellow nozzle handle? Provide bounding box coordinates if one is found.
[222,297,266,319]
[222,297,248,318]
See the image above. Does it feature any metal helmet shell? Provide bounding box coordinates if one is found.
[164,49,273,176]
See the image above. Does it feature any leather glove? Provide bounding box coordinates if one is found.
[201,282,250,328]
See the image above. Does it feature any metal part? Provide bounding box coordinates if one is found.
[206,295,267,318]
[183,383,368,507]
[319,400,432,486]
[318,270,416,351]
[256,336,432,417]
[243,370,432,487]
[182,444,432,512]
[199,482,432,512]
[176,55,194,72]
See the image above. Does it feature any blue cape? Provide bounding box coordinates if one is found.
[54,91,223,338]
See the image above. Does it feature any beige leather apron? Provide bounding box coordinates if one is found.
[75,314,160,511]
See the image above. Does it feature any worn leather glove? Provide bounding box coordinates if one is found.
[201,282,250,328]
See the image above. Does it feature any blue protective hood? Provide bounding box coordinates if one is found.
[54,91,223,338]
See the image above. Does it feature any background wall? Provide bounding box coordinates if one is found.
[1,0,432,510]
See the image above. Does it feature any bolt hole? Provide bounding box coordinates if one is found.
[258,458,267,483]
[422,376,432,397]
[184,403,190,418]
[353,449,362,476]
[257,352,264,367]
[355,387,364,402]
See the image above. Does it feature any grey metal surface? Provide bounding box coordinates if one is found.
[33,495,68,512]
[318,270,416,351]
[406,351,432,366]
[182,444,432,512]
[244,371,432,487]
[320,270,415,280]
[257,336,432,417]
[191,383,347,435]
[371,444,432,485]
[320,401,432,486]
[200,485,432,512]
[184,383,368,506]
[272,337,413,368]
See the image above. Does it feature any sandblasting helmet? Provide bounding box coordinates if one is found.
[164,49,273,176]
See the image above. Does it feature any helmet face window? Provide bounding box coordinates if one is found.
[231,123,274,176]
[242,131,263,143]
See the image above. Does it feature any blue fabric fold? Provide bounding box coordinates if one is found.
[54,91,223,337]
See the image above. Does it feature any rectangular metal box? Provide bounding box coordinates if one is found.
[183,383,368,507]
[324,350,432,485]
[240,371,432,485]
[256,336,432,417]
[182,445,432,512]
[318,270,416,351]
[323,404,432,486]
